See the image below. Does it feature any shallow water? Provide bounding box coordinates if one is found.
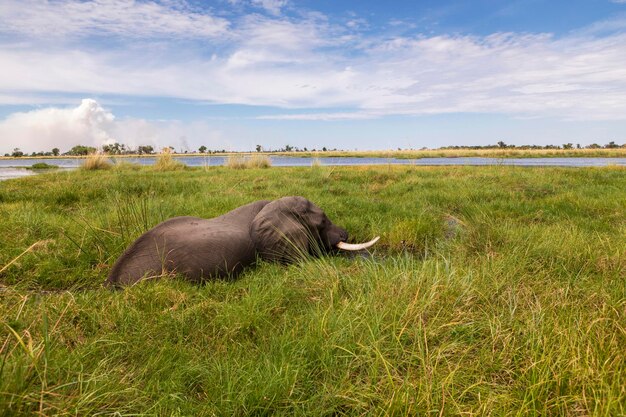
[0,167,36,181]
[0,156,625,181]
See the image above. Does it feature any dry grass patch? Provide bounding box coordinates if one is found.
[153,148,186,171]
[226,154,272,169]
[81,153,112,170]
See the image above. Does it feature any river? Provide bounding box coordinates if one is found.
[1,156,625,181]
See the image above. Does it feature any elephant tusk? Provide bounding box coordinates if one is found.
[335,236,380,251]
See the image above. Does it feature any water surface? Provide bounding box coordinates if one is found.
[1,156,624,181]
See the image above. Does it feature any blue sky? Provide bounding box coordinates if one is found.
[1,0,625,153]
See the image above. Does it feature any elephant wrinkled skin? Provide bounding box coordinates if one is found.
[106,196,373,288]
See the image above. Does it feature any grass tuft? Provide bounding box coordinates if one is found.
[226,154,272,169]
[80,153,112,170]
[247,154,272,168]
[153,148,186,171]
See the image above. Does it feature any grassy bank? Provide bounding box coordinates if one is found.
[1,166,624,415]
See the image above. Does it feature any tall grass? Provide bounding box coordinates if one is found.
[0,166,624,415]
[153,148,186,171]
[247,154,272,168]
[226,154,272,169]
[311,157,322,167]
[80,153,112,170]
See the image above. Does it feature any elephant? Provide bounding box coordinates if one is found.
[106,196,379,287]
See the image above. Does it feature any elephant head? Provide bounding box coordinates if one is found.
[251,196,349,263]
[106,196,378,287]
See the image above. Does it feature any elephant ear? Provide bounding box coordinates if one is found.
[250,197,315,263]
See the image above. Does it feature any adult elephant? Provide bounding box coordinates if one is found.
[106,196,378,287]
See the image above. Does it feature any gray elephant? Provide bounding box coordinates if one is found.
[106,196,378,287]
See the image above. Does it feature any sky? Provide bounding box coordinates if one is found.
[1,0,626,154]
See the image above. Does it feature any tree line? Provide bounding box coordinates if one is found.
[5,140,624,158]
[440,141,624,150]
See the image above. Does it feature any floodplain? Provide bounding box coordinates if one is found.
[0,165,624,415]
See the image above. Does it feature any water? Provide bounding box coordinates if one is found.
[1,156,625,181]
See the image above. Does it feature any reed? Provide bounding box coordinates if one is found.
[153,148,186,171]
[226,154,272,169]
[80,153,112,170]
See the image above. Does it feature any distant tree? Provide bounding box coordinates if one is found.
[255,144,262,152]
[137,145,154,155]
[562,143,573,149]
[52,148,60,156]
[284,144,293,152]
[497,141,507,148]
[605,141,619,149]
[587,143,601,149]
[198,145,207,154]
[102,142,128,155]
[67,145,96,155]
[322,147,327,152]
[12,148,24,157]
[576,143,581,149]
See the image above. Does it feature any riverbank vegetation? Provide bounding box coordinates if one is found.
[3,142,626,160]
[1,166,624,415]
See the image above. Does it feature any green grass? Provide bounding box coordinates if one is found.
[27,163,59,170]
[0,166,624,415]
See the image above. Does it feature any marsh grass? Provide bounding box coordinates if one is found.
[153,148,186,171]
[27,163,58,170]
[0,166,624,415]
[247,154,272,168]
[80,153,112,170]
[226,154,272,169]
[111,160,141,171]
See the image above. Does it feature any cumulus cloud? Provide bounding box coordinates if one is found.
[0,99,227,154]
[0,1,626,122]
[0,99,116,153]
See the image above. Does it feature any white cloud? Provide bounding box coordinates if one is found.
[0,0,229,39]
[0,99,227,153]
[0,99,115,153]
[0,1,626,122]
[257,111,377,121]
[251,0,289,15]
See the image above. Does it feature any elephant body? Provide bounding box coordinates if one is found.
[106,197,349,287]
